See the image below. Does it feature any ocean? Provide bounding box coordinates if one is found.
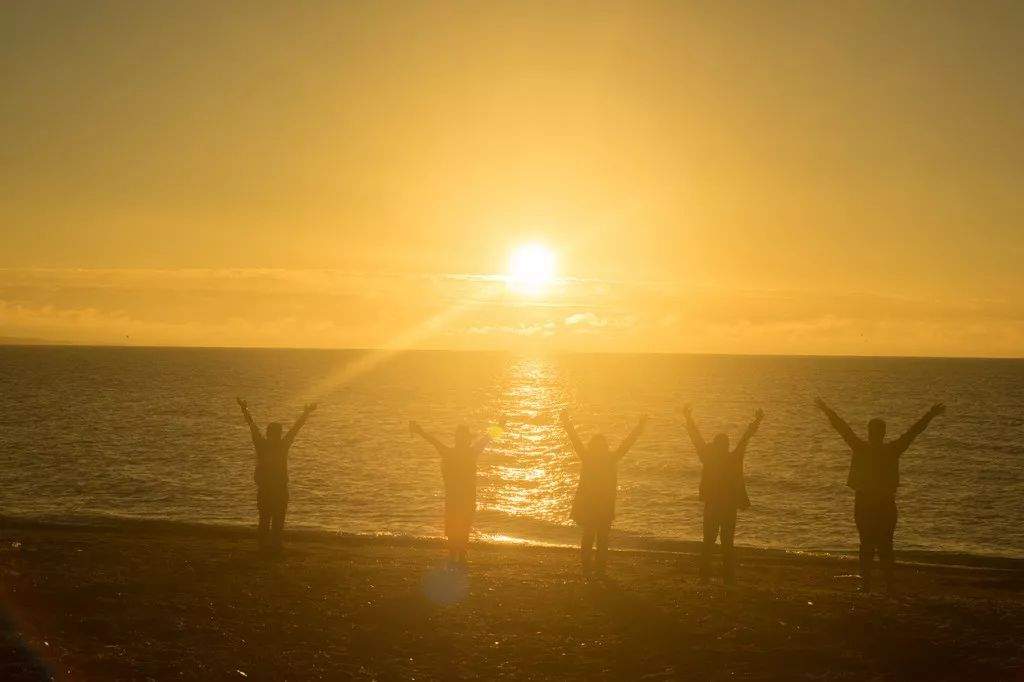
[1,346,1022,559]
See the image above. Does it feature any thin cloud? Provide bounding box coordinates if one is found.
[0,268,1021,357]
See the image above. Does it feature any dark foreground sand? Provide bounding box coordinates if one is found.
[1,521,1023,681]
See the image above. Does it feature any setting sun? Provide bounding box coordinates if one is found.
[507,243,556,295]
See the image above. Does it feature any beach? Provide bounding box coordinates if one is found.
[1,521,1022,680]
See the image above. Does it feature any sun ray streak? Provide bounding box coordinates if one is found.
[298,282,505,400]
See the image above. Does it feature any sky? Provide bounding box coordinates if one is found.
[2,1,1022,356]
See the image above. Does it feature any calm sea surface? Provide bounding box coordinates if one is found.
[1,347,1022,558]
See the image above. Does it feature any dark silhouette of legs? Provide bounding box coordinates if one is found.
[878,542,894,587]
[257,487,288,551]
[719,507,738,585]
[858,539,877,589]
[855,493,876,589]
[446,537,468,566]
[270,504,286,549]
[878,497,898,588]
[594,524,611,574]
[700,507,721,582]
[446,534,467,566]
[581,526,596,574]
[855,492,896,590]
[445,511,458,565]
[445,510,471,566]
[701,504,737,584]
[256,488,272,548]
[257,507,271,548]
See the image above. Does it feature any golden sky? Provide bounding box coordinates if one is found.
[2,2,1022,356]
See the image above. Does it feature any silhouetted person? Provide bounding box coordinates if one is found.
[561,410,647,577]
[683,405,763,586]
[237,398,317,551]
[815,398,945,592]
[410,418,505,566]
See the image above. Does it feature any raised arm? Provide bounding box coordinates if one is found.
[560,410,587,457]
[237,397,262,445]
[814,398,863,450]
[615,414,648,459]
[682,405,707,458]
[891,403,945,454]
[734,408,764,457]
[410,421,448,453]
[283,403,317,446]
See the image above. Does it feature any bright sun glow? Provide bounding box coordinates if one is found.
[507,243,556,295]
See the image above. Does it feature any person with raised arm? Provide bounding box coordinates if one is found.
[237,398,317,551]
[814,398,946,592]
[683,405,763,586]
[561,409,648,577]
[410,417,506,567]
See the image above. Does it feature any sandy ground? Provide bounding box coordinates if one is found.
[1,520,1023,681]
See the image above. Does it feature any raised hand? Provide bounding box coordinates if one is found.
[736,407,764,451]
[930,403,946,417]
[813,397,828,413]
[238,397,259,440]
[682,404,693,419]
[304,403,318,414]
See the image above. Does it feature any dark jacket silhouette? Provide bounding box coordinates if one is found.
[238,398,316,549]
[684,406,763,585]
[561,410,646,575]
[815,398,945,590]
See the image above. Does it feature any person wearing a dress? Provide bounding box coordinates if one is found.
[560,410,647,576]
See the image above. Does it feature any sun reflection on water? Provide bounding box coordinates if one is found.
[478,357,577,529]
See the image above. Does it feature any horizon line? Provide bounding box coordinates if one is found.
[1,340,1021,362]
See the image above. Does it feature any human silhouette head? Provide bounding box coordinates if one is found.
[454,424,472,448]
[868,418,886,445]
[266,422,283,442]
[588,434,609,456]
[712,433,730,454]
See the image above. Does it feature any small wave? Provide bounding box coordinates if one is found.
[3,512,1022,571]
